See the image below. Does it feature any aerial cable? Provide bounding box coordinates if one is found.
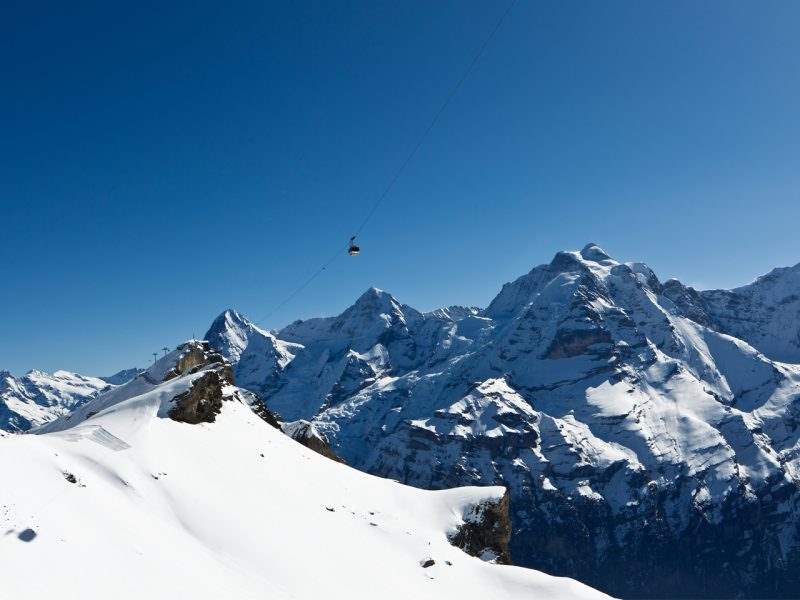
[255,0,517,328]
[352,0,518,238]
[255,244,346,326]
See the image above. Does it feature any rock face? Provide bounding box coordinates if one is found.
[163,340,233,383]
[448,492,511,564]
[168,370,226,424]
[281,420,343,462]
[205,245,800,598]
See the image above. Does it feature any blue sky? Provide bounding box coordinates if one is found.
[2,1,799,376]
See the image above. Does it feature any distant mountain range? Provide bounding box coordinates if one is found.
[6,243,800,598]
[0,368,140,432]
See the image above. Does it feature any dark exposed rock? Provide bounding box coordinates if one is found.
[544,327,613,359]
[448,491,511,565]
[281,420,344,463]
[242,390,281,428]
[163,340,245,425]
[163,341,232,383]
[168,370,225,424]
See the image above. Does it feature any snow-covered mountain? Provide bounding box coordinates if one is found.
[664,262,800,363]
[0,368,140,433]
[1,341,604,600]
[100,367,143,386]
[204,245,800,598]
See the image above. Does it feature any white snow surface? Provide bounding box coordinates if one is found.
[0,368,605,600]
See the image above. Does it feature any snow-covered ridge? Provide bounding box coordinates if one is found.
[699,262,800,363]
[0,351,605,600]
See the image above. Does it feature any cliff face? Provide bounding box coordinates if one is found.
[281,420,344,462]
[448,492,512,565]
[168,370,226,424]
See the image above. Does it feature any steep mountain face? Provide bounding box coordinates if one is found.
[205,309,301,395]
[206,244,800,599]
[1,340,603,600]
[664,263,800,364]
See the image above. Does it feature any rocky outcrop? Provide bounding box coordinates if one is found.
[168,370,226,424]
[246,394,282,428]
[163,341,232,383]
[281,420,344,463]
[164,341,252,425]
[448,492,511,564]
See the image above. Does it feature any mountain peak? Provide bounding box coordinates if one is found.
[351,287,400,312]
[358,286,390,300]
[580,243,613,262]
[219,308,248,326]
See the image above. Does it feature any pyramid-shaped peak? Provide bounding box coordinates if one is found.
[220,308,249,325]
[352,287,399,309]
[207,308,263,335]
[359,287,390,299]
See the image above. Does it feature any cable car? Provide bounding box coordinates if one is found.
[348,236,360,256]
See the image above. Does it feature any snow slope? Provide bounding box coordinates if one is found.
[0,362,605,599]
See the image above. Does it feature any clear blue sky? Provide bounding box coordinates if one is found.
[2,1,799,376]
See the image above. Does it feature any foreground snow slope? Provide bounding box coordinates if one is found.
[0,371,604,599]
